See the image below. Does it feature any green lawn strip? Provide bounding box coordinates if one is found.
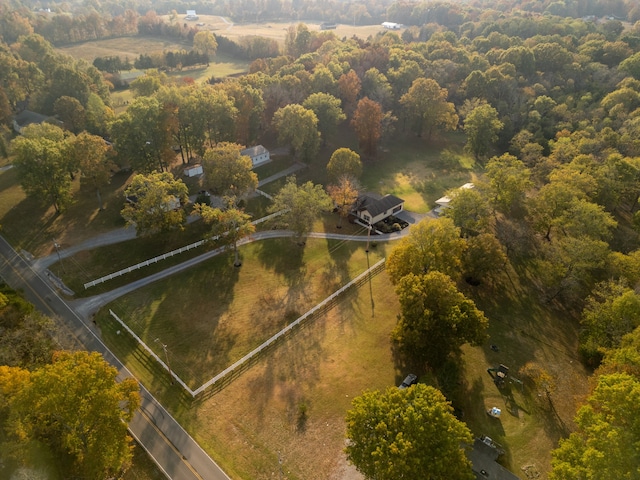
[51,221,211,296]
[98,237,388,388]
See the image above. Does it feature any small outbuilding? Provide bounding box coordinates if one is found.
[183,164,203,177]
[434,182,474,215]
[353,193,405,225]
[240,145,271,168]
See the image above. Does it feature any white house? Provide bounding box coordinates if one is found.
[183,164,203,177]
[353,193,404,225]
[434,182,474,215]
[240,145,271,168]
[185,9,199,20]
[381,22,402,30]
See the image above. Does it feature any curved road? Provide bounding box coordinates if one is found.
[0,235,230,480]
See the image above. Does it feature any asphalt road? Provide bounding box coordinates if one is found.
[0,235,231,480]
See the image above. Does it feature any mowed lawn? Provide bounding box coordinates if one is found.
[97,237,389,388]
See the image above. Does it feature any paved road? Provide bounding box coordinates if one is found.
[0,235,231,480]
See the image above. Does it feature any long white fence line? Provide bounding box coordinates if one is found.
[108,257,386,398]
[84,209,288,290]
[109,309,195,395]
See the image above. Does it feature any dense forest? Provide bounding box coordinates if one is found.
[2,0,640,477]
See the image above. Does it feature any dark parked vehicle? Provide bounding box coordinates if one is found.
[399,374,418,389]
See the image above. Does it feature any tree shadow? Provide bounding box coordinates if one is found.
[136,253,241,386]
[254,237,306,286]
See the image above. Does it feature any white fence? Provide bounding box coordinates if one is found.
[84,209,287,290]
[109,257,386,398]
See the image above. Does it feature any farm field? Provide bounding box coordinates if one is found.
[162,15,395,44]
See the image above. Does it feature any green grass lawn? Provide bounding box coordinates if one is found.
[96,236,389,388]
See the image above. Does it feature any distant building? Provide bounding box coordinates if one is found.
[185,10,199,20]
[320,22,337,30]
[240,145,271,168]
[382,22,402,30]
[183,164,203,177]
[434,182,474,215]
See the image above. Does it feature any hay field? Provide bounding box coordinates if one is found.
[165,15,394,44]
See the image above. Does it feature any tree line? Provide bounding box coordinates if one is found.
[2,0,639,47]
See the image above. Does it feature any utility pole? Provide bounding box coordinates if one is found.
[53,238,65,272]
[155,338,174,384]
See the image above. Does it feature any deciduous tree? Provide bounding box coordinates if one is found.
[302,92,346,141]
[53,95,86,133]
[193,31,218,64]
[550,373,640,480]
[386,217,466,284]
[337,69,361,116]
[201,142,257,200]
[109,96,176,173]
[345,384,474,480]
[268,176,333,242]
[464,103,503,161]
[400,78,458,139]
[327,176,359,228]
[443,186,492,235]
[394,271,488,366]
[485,153,531,216]
[580,281,640,364]
[121,171,188,236]
[273,104,320,161]
[0,286,55,369]
[352,97,383,157]
[2,351,140,479]
[71,132,115,210]
[11,123,74,213]
[326,148,362,183]
[194,204,255,266]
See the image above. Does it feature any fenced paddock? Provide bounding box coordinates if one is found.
[109,257,386,398]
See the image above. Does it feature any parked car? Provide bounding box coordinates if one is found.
[399,373,418,389]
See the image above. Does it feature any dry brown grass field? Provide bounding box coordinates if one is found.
[163,15,395,44]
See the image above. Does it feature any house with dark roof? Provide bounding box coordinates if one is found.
[352,193,404,225]
[240,145,271,168]
[12,110,60,134]
[467,437,520,480]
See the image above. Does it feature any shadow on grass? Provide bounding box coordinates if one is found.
[245,316,327,429]
[255,237,305,285]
